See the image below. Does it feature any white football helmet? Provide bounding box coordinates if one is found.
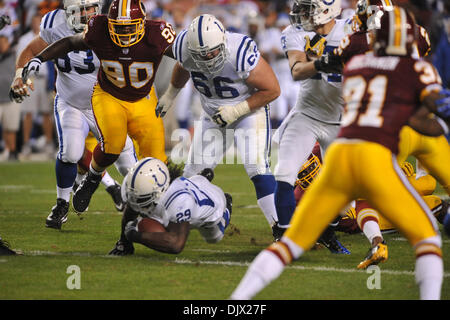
[125,157,170,214]
[186,14,228,74]
[290,0,342,31]
[64,0,102,32]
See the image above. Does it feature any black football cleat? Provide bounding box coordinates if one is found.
[106,181,125,211]
[46,198,70,229]
[224,192,232,216]
[200,168,214,182]
[72,171,102,213]
[317,226,350,254]
[0,237,17,255]
[272,222,287,242]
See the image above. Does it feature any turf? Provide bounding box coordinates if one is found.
[0,161,448,300]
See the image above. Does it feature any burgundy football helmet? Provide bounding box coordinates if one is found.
[353,0,394,32]
[372,6,418,56]
[108,0,146,47]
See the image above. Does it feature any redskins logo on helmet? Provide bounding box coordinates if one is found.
[372,6,418,56]
[108,0,146,47]
[353,0,394,32]
[295,153,322,190]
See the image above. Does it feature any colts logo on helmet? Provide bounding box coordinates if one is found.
[323,0,335,5]
[153,167,168,187]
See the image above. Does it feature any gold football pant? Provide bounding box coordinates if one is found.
[397,125,450,195]
[91,84,167,162]
[285,140,440,250]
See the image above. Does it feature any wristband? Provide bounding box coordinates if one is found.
[436,117,449,135]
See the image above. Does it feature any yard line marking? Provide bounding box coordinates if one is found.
[174,258,450,277]
[391,237,450,244]
[17,251,450,278]
[0,185,33,190]
[190,249,231,253]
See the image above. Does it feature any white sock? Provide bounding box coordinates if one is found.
[257,193,278,226]
[101,171,115,188]
[56,186,72,202]
[89,163,103,176]
[415,254,443,300]
[230,250,286,300]
[362,220,382,244]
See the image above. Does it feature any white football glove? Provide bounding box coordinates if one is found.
[22,56,43,83]
[155,83,182,118]
[212,101,250,127]
[9,68,33,103]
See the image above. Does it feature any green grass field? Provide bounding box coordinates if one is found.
[0,161,449,300]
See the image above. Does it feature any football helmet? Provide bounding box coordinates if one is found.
[353,0,394,32]
[372,6,418,56]
[186,14,228,74]
[295,153,322,190]
[108,0,146,47]
[289,0,342,31]
[64,0,101,32]
[125,157,170,214]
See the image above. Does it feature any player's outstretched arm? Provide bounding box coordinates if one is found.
[126,221,190,254]
[287,50,318,81]
[22,34,89,81]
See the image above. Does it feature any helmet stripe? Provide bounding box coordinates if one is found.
[130,158,153,188]
[198,15,204,47]
[119,0,130,19]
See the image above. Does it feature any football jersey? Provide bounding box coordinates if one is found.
[39,9,100,109]
[84,15,174,102]
[172,30,260,117]
[339,53,442,154]
[136,175,226,230]
[281,19,351,124]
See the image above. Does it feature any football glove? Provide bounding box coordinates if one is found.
[108,239,135,256]
[212,101,250,127]
[10,68,33,102]
[124,219,140,242]
[22,56,43,83]
[313,53,343,74]
[9,88,25,103]
[155,83,182,118]
[304,34,327,58]
[400,162,415,177]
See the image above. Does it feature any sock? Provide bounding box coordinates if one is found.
[362,220,382,245]
[251,175,278,225]
[230,250,286,300]
[415,254,443,300]
[274,181,296,227]
[89,163,103,176]
[101,171,115,188]
[55,158,77,198]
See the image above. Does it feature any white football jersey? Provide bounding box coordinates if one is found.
[172,30,260,117]
[137,175,227,230]
[281,19,352,124]
[39,9,100,110]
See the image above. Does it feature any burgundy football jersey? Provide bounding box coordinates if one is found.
[84,15,174,102]
[335,31,371,65]
[338,53,442,154]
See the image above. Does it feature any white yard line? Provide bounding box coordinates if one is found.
[9,250,449,278]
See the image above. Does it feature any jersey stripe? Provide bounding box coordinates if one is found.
[54,95,63,160]
[198,15,204,47]
[42,11,51,29]
[178,30,188,63]
[236,36,249,71]
[241,39,254,72]
[164,190,192,209]
[48,9,58,28]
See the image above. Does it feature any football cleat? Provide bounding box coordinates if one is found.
[357,241,388,269]
[200,168,215,182]
[443,209,450,237]
[224,192,232,216]
[317,227,351,254]
[106,181,125,211]
[108,240,135,256]
[272,222,287,242]
[72,171,102,213]
[0,237,17,255]
[46,198,70,229]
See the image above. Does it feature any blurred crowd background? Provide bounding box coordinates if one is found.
[0,0,449,162]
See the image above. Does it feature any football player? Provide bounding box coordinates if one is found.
[231,7,446,300]
[20,0,178,215]
[10,0,137,229]
[109,158,232,255]
[270,0,352,241]
[155,14,280,231]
